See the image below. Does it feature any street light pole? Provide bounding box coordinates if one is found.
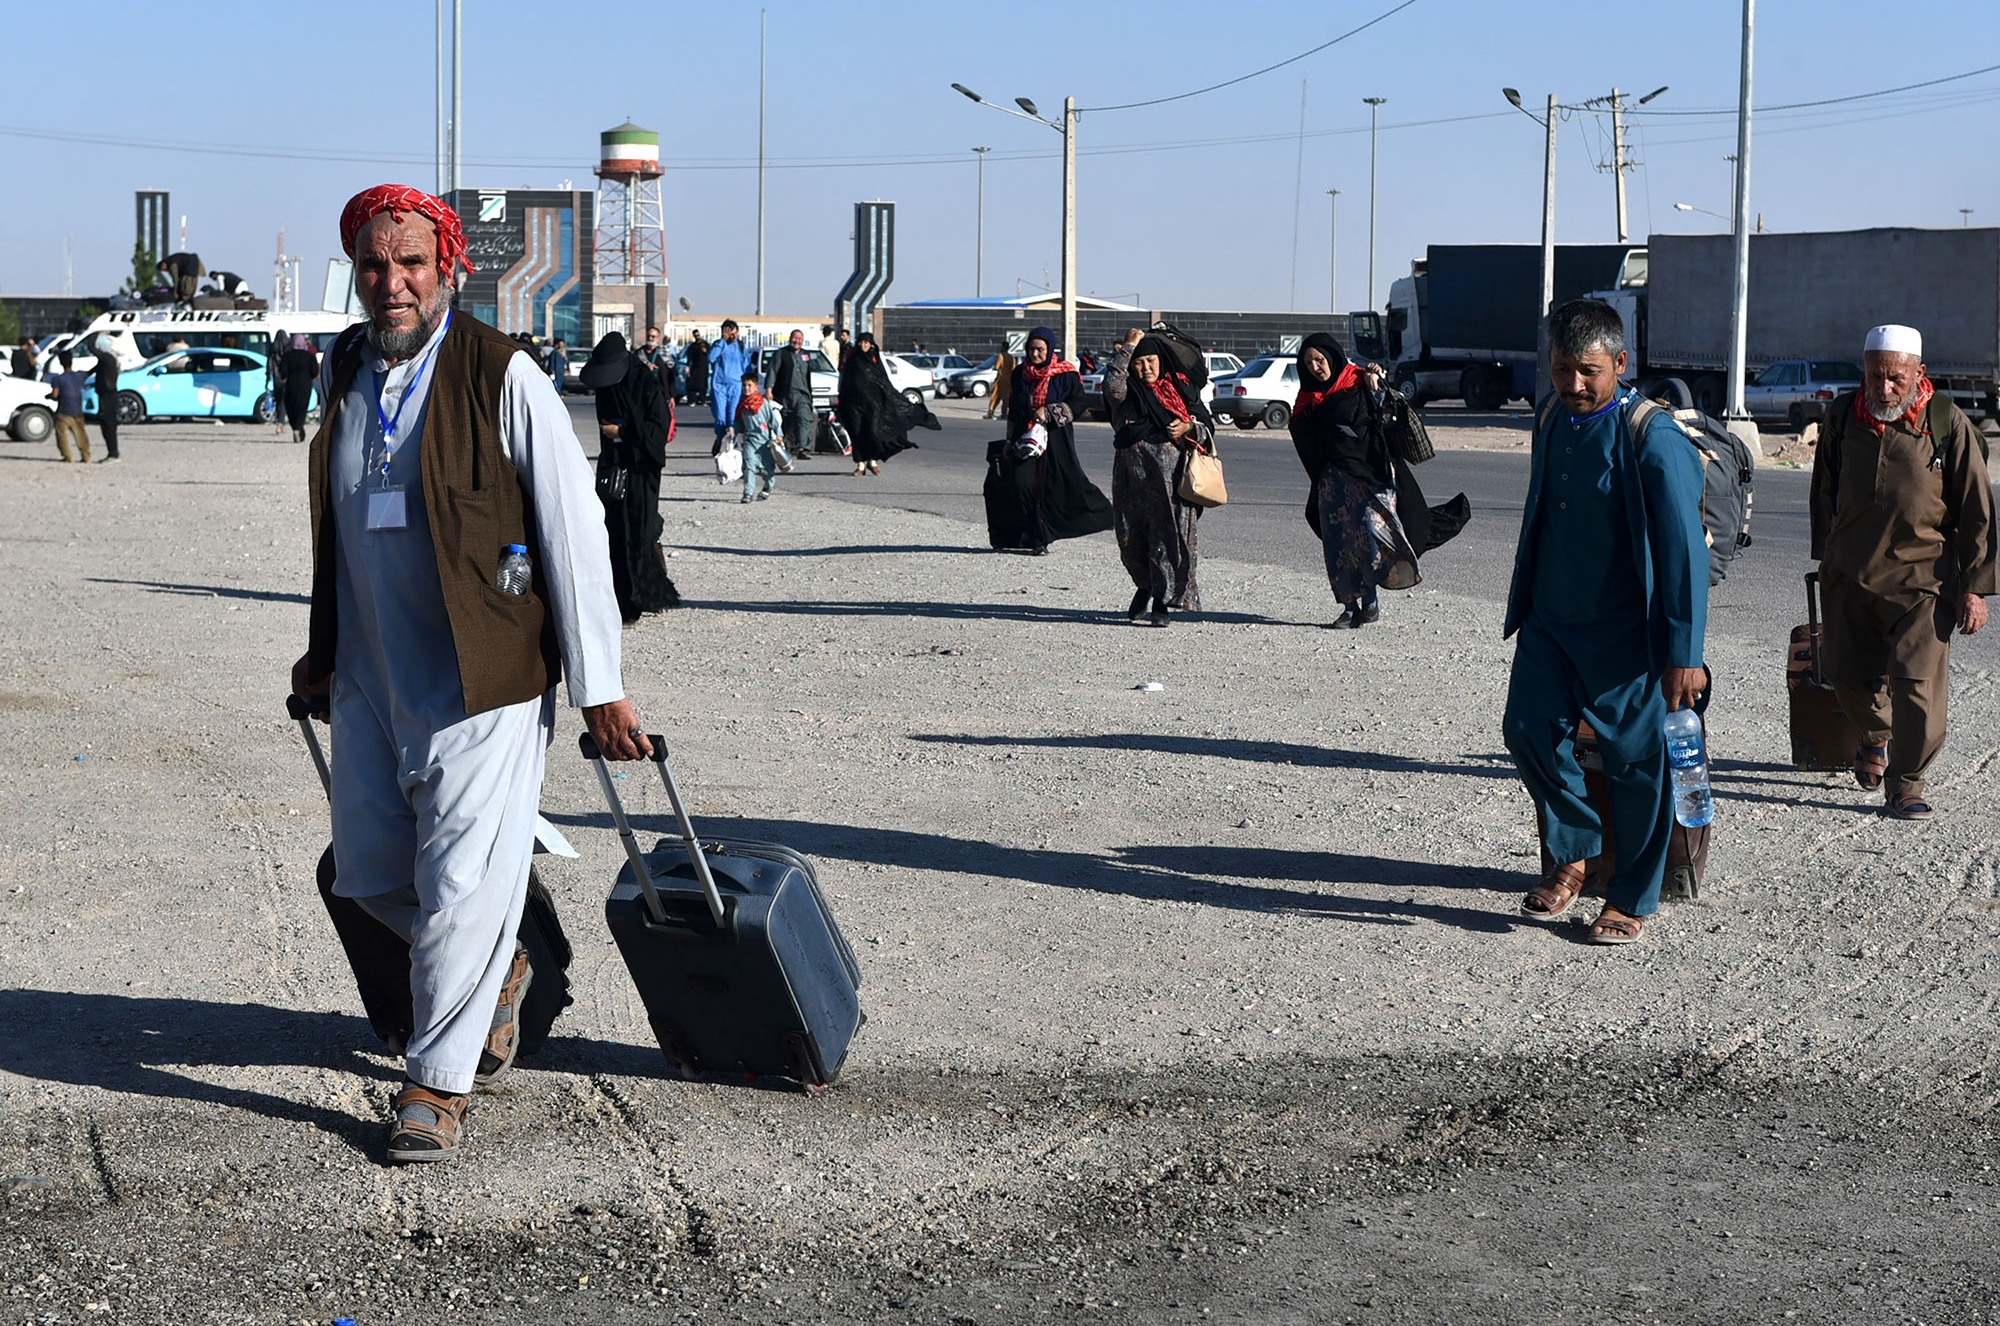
[1725,0,1755,421]
[973,147,990,297]
[1540,92,1557,401]
[449,0,461,196]
[756,8,766,316]
[1061,96,1078,364]
[1363,97,1386,309]
[1327,188,1340,313]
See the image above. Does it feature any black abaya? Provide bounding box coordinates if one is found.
[837,350,937,464]
[986,365,1112,550]
[280,347,318,430]
[593,360,682,621]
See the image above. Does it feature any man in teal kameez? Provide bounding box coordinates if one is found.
[1502,299,1710,945]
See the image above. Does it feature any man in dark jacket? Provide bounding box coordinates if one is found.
[772,328,817,463]
[91,341,122,462]
[11,337,36,380]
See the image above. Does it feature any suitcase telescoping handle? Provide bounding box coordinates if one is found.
[285,693,332,799]
[1803,570,1827,686]
[578,732,726,929]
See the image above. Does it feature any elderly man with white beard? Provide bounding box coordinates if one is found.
[1811,323,1995,821]
[290,185,652,1162]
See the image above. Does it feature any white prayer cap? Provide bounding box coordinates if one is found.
[1864,324,1923,357]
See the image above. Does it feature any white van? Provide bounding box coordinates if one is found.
[70,307,357,373]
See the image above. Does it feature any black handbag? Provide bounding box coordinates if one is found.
[596,457,628,501]
[1381,386,1434,464]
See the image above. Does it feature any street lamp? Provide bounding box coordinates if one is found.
[1962,208,1976,227]
[955,83,1077,357]
[1362,97,1386,309]
[1503,87,1559,402]
[1673,201,1729,223]
[1326,188,1341,313]
[972,147,991,297]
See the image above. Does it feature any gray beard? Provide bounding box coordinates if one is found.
[367,289,452,361]
[1866,390,1910,423]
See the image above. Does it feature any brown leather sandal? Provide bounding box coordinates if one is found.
[1853,743,1888,791]
[387,1085,469,1164]
[474,943,532,1089]
[1521,862,1588,920]
[1586,907,1645,945]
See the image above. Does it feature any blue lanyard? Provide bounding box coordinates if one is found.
[371,311,449,484]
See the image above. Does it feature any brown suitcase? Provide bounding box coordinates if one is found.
[1535,709,1709,903]
[1788,571,1863,769]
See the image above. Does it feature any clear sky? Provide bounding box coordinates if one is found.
[2,0,1995,319]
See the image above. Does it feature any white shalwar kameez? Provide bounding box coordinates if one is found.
[321,312,623,1095]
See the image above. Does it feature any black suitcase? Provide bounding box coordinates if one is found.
[288,695,575,1056]
[1788,571,1863,769]
[581,733,862,1089]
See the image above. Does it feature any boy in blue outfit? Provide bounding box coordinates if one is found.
[735,371,782,503]
[1502,299,1709,945]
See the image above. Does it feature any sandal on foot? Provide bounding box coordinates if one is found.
[474,943,532,1089]
[1887,794,1933,821]
[1586,907,1645,945]
[1522,862,1587,920]
[1853,743,1888,791]
[387,1085,469,1164]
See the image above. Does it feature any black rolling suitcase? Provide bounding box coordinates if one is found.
[581,733,862,1089]
[1788,571,1863,769]
[288,695,575,1056]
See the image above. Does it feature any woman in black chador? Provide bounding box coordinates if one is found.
[582,332,682,624]
[279,334,320,444]
[986,325,1112,555]
[836,332,939,476]
[1288,331,1467,627]
[1109,335,1210,625]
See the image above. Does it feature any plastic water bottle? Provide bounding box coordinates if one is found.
[1663,708,1714,828]
[495,543,531,596]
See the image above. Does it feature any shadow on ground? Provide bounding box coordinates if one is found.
[539,812,1523,935]
[910,730,1520,779]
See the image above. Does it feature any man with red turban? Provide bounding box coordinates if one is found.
[291,185,651,1163]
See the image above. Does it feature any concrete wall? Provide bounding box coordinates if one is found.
[879,308,1355,361]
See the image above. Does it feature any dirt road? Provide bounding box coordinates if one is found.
[2,422,1997,1324]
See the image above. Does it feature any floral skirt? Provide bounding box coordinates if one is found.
[1113,441,1200,609]
[1317,467,1419,604]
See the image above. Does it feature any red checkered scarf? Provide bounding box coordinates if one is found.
[1018,353,1078,411]
[1851,373,1934,436]
[339,184,476,277]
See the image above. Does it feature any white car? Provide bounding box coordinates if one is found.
[1,373,55,443]
[1209,354,1300,430]
[881,353,936,405]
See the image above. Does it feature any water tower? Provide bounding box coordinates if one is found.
[594,121,666,286]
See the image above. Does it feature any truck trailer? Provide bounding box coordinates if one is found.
[1348,243,1645,409]
[1593,227,2000,421]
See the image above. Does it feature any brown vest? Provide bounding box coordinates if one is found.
[306,313,563,718]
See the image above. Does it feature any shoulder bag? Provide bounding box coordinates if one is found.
[1177,440,1228,508]
[1381,386,1434,464]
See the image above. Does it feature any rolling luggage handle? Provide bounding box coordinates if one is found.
[1803,570,1828,687]
[579,732,726,929]
[286,693,332,797]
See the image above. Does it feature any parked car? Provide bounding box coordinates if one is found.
[755,346,840,415]
[83,348,293,424]
[1741,358,1865,430]
[1209,354,1300,430]
[1079,349,1247,418]
[880,353,935,405]
[901,353,973,396]
[945,354,1000,398]
[0,373,55,443]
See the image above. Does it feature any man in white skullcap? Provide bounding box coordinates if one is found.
[1810,323,1994,820]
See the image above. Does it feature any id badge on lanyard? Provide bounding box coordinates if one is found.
[365,313,447,531]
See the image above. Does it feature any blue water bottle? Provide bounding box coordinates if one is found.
[1663,708,1713,828]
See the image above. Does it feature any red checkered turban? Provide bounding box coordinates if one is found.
[338,184,475,277]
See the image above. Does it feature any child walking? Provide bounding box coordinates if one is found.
[735,370,783,503]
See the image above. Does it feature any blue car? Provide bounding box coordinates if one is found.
[84,347,305,425]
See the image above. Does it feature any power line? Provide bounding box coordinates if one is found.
[1077,0,1419,113]
[1627,59,2000,117]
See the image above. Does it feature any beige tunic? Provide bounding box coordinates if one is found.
[1810,395,1996,681]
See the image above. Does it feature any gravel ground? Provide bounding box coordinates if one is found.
[2,419,1998,1324]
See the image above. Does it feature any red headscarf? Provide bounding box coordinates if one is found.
[1851,374,1934,436]
[1293,362,1360,419]
[339,184,476,277]
[1148,374,1192,424]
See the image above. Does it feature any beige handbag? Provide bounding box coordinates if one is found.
[1177,443,1227,507]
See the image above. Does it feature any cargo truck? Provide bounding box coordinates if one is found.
[1347,243,1645,409]
[1592,227,2000,422]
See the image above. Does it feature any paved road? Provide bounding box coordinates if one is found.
[645,394,1823,617]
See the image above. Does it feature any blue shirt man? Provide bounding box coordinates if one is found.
[707,320,753,443]
[1501,299,1709,945]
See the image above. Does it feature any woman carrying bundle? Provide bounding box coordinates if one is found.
[985,325,1112,555]
[1108,334,1211,625]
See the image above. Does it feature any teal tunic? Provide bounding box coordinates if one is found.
[1501,389,1709,917]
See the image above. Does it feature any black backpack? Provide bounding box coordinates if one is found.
[1536,387,1755,586]
[1145,321,1209,391]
